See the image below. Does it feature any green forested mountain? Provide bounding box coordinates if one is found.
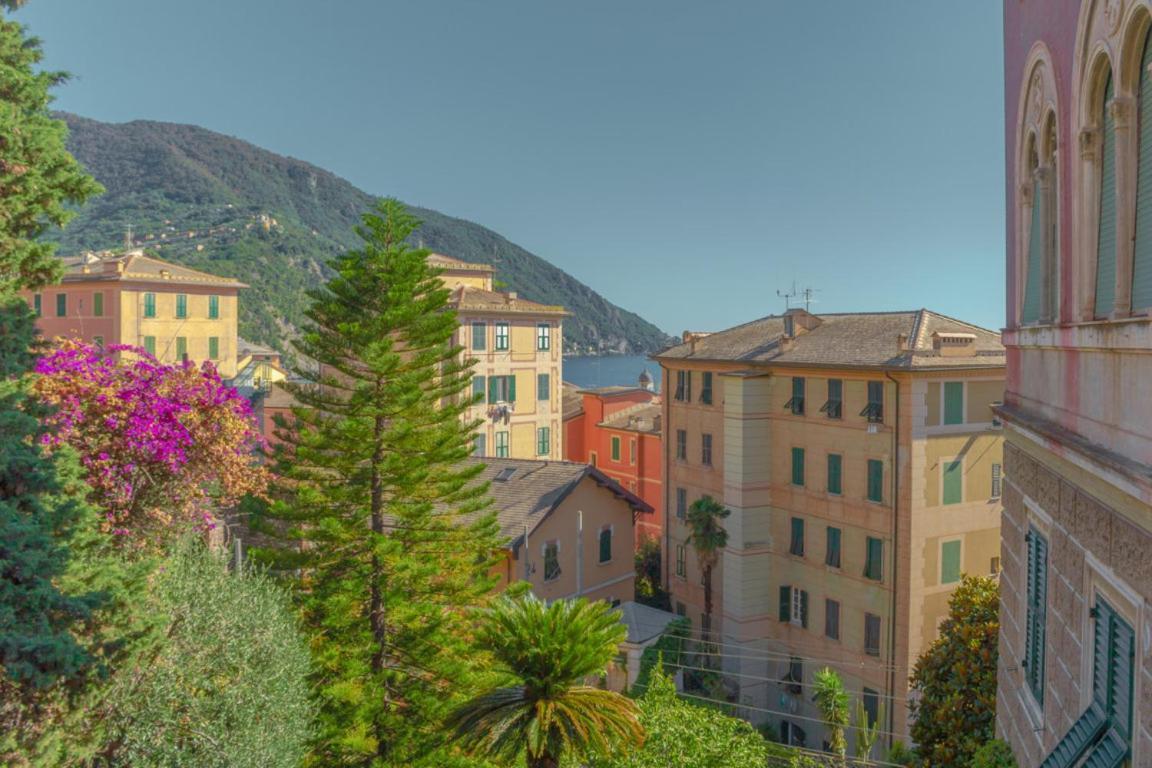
[52,114,674,356]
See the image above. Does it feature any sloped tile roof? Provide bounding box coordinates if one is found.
[599,402,662,435]
[562,382,584,420]
[60,250,246,288]
[470,458,651,542]
[449,286,568,316]
[427,252,495,273]
[655,309,1003,370]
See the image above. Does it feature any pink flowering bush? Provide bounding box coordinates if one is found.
[34,339,269,541]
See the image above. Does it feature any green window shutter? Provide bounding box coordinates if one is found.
[1039,704,1107,768]
[1026,528,1048,706]
[701,371,713,404]
[1109,609,1135,741]
[792,447,805,486]
[943,382,964,424]
[599,529,611,562]
[56,293,67,317]
[488,377,498,404]
[33,294,40,316]
[472,322,487,351]
[473,376,486,401]
[144,293,156,318]
[537,427,550,456]
[865,537,883,581]
[175,294,187,318]
[779,586,790,622]
[537,373,549,401]
[867,459,883,502]
[1134,35,1152,310]
[941,540,961,584]
[175,337,187,360]
[611,437,621,461]
[827,454,842,494]
[943,460,963,505]
[800,590,809,629]
[208,294,219,319]
[93,292,103,317]
[1097,73,1118,318]
[1022,177,1046,324]
[508,375,516,402]
[825,527,841,568]
[790,517,804,557]
[143,336,156,356]
[208,337,219,360]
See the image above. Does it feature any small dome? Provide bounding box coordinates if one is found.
[638,369,653,389]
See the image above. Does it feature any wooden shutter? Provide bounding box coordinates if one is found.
[800,590,809,629]
[790,517,804,556]
[1026,528,1048,704]
[866,537,883,580]
[792,447,805,486]
[941,540,961,584]
[473,376,486,400]
[868,459,883,502]
[93,292,103,317]
[779,585,791,621]
[1038,702,1107,768]
[944,382,964,424]
[508,375,516,402]
[827,454,842,494]
[1107,604,1135,741]
[599,529,611,563]
[943,460,963,505]
[1022,177,1046,323]
[826,527,841,567]
[1133,32,1152,310]
[488,377,498,404]
[1096,73,1118,318]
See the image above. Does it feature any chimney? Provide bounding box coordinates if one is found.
[506,291,517,302]
[783,315,795,339]
[897,333,909,352]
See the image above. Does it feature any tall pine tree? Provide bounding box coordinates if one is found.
[257,199,500,767]
[0,0,103,693]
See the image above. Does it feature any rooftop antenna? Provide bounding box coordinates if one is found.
[776,281,819,312]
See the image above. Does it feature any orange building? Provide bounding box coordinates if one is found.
[23,249,245,376]
[563,384,663,544]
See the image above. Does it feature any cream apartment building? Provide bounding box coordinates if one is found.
[656,308,1005,752]
[432,254,567,461]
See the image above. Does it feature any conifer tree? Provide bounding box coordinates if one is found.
[0,0,103,699]
[257,199,501,767]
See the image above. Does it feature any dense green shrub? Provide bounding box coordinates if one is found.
[970,739,1017,768]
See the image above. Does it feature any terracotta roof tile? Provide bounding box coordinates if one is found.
[449,286,568,316]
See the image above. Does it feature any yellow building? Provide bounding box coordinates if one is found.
[655,308,1005,753]
[431,254,567,461]
[24,249,244,377]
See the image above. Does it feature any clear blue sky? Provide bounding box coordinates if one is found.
[16,1,1006,334]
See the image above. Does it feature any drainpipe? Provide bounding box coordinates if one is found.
[884,370,900,751]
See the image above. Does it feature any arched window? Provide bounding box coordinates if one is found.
[1022,136,1046,324]
[1132,28,1152,311]
[1022,113,1058,325]
[1095,72,1118,318]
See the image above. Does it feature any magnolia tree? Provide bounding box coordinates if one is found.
[34,340,268,541]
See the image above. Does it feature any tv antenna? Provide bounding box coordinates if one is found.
[777,281,818,312]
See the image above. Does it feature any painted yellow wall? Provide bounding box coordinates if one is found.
[119,287,240,376]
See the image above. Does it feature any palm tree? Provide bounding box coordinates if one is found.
[685,495,729,645]
[447,594,644,768]
[813,667,849,766]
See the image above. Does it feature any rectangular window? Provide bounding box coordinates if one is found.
[864,537,883,581]
[786,376,805,415]
[208,294,220,319]
[543,541,560,581]
[487,375,516,403]
[700,371,713,405]
[821,378,843,418]
[676,488,687,520]
[589,451,597,467]
[675,429,687,460]
[537,427,550,456]
[93,335,104,348]
[825,527,842,568]
[495,322,510,351]
[598,528,612,563]
[944,381,964,425]
[33,293,41,317]
[864,613,881,656]
[990,556,1001,575]
[208,336,219,360]
[825,599,840,640]
[778,585,808,628]
[537,323,551,350]
[674,370,691,402]
[175,336,187,360]
[863,688,879,728]
[941,540,962,584]
[143,292,156,318]
[867,459,884,503]
[143,336,156,356]
[991,463,1003,499]
[175,293,187,319]
[537,373,550,401]
[791,447,805,486]
[827,453,842,495]
[943,459,963,505]
[1024,527,1048,705]
[611,436,621,462]
[472,375,486,402]
[863,381,884,423]
[675,545,686,578]
[473,434,486,456]
[93,292,104,317]
[701,433,713,466]
[56,293,67,317]
[630,439,636,465]
[789,517,805,557]
[472,322,487,351]
[781,721,807,749]
[495,431,509,458]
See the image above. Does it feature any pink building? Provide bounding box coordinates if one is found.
[999,1,1152,764]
